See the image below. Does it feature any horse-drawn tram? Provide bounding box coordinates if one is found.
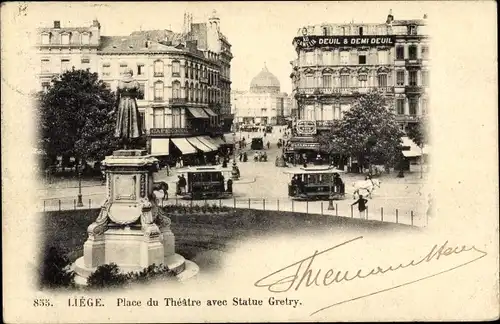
[178,166,233,200]
[283,166,345,201]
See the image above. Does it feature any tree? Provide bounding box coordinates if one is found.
[38,68,120,165]
[320,91,404,173]
[406,117,429,178]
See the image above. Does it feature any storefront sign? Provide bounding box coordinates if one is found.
[292,142,320,151]
[296,120,317,135]
[294,36,396,49]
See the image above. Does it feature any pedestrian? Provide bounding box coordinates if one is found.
[267,141,270,149]
[222,158,228,168]
[215,153,220,165]
[179,174,187,194]
[179,157,184,168]
[243,152,248,162]
[176,176,182,195]
[352,195,368,219]
[239,152,243,162]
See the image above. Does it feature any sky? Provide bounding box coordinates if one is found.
[21,1,430,94]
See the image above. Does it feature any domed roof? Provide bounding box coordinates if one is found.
[250,64,280,93]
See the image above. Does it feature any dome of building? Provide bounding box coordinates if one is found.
[250,64,281,93]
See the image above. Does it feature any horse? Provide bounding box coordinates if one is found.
[152,181,169,206]
[352,178,381,199]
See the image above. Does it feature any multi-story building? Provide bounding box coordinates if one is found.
[289,10,429,157]
[35,11,233,164]
[231,65,288,125]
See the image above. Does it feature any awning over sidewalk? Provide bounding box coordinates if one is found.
[401,136,422,158]
[203,108,218,117]
[186,137,212,153]
[171,138,197,155]
[187,107,209,119]
[198,136,219,151]
[150,138,170,156]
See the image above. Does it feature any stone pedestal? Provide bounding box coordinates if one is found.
[73,150,198,285]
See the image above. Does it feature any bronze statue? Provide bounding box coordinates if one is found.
[110,67,142,149]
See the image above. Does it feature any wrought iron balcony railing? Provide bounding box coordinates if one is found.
[297,86,394,96]
[169,98,187,105]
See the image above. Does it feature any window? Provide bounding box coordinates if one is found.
[409,45,418,60]
[119,63,128,75]
[323,27,328,36]
[396,46,404,60]
[358,55,366,64]
[137,83,145,100]
[377,51,388,65]
[305,75,314,88]
[41,33,50,45]
[340,74,350,88]
[358,74,368,87]
[102,63,111,76]
[185,82,189,99]
[422,98,428,114]
[189,83,194,102]
[41,59,50,73]
[316,51,323,65]
[41,82,50,92]
[377,74,387,87]
[409,70,417,86]
[421,46,429,60]
[154,60,164,77]
[396,98,405,115]
[61,33,70,45]
[172,108,182,128]
[342,27,346,35]
[81,33,90,45]
[154,82,164,101]
[359,27,363,36]
[408,25,417,35]
[185,63,189,78]
[305,52,314,65]
[422,70,429,87]
[153,108,164,128]
[409,98,418,115]
[172,61,180,76]
[396,70,405,86]
[323,51,333,65]
[340,51,350,65]
[61,59,70,73]
[137,64,144,76]
[172,81,181,98]
[81,58,90,71]
[322,74,332,88]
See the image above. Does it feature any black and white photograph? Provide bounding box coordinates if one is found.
[2,1,498,322]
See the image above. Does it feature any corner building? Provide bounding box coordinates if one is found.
[35,11,233,165]
[289,11,429,157]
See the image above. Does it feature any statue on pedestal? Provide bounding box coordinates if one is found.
[109,68,143,149]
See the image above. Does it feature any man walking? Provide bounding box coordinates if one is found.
[352,195,368,219]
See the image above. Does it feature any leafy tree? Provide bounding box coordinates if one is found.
[39,246,75,289]
[38,68,120,166]
[406,117,429,178]
[320,91,405,173]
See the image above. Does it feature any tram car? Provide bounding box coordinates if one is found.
[178,166,233,200]
[283,166,345,200]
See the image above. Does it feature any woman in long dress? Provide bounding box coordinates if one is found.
[111,68,142,149]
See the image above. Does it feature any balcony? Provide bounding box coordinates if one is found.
[405,58,422,67]
[149,127,201,137]
[395,114,420,122]
[169,98,187,105]
[405,85,424,94]
[200,76,209,84]
[153,97,165,102]
[297,87,394,97]
[153,72,164,77]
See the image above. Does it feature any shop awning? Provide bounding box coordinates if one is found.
[198,136,219,151]
[211,137,225,146]
[186,137,212,153]
[171,138,197,155]
[203,108,218,117]
[187,107,209,119]
[150,138,170,156]
[401,136,423,157]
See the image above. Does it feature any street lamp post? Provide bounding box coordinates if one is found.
[231,132,239,180]
[76,164,84,207]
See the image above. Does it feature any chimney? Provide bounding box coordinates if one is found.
[386,9,394,24]
[54,20,61,29]
[423,14,428,19]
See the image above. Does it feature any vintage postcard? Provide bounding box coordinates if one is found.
[2,1,498,322]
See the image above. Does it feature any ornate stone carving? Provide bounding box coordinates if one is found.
[140,174,146,198]
[87,199,111,239]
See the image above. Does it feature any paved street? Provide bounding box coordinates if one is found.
[38,127,428,227]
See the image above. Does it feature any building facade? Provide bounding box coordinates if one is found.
[289,10,429,154]
[231,65,288,126]
[35,12,233,163]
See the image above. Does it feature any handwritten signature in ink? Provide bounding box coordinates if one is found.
[254,236,488,316]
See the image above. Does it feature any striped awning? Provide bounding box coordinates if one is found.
[198,136,219,151]
[203,108,217,117]
[171,138,197,155]
[186,137,213,153]
[187,107,209,119]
